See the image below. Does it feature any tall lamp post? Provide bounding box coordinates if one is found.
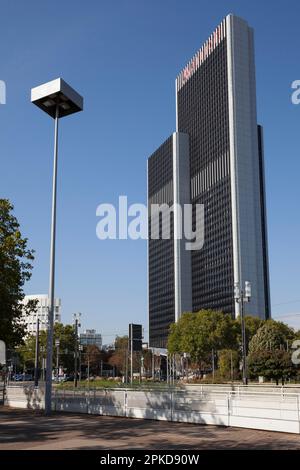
[78,344,83,382]
[40,346,45,381]
[31,78,83,414]
[34,318,40,388]
[55,339,60,382]
[234,281,252,385]
[73,313,81,388]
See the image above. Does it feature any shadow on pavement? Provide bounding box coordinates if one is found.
[0,407,300,450]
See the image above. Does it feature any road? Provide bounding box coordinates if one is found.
[0,407,300,450]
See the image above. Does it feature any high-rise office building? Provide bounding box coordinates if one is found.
[148,14,271,348]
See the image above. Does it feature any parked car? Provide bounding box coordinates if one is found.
[13,373,33,381]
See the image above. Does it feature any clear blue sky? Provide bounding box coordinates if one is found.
[1,0,300,342]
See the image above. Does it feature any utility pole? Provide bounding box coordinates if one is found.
[167,354,169,385]
[55,339,60,382]
[73,313,81,388]
[173,355,175,384]
[212,349,215,382]
[140,354,144,383]
[234,281,252,386]
[152,351,155,381]
[74,319,78,387]
[34,319,40,388]
[40,346,45,381]
[78,344,83,382]
[124,351,127,383]
[130,324,133,385]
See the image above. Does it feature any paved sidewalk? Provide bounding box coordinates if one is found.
[0,407,299,450]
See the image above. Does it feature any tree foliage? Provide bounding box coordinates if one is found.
[248,319,295,353]
[243,316,264,350]
[0,199,35,347]
[218,349,240,379]
[18,323,76,372]
[166,309,299,382]
[248,349,296,384]
[81,344,104,375]
[167,310,238,364]
[107,335,143,375]
[108,335,129,374]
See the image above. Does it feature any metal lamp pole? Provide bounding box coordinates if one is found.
[55,339,60,382]
[78,344,83,382]
[40,346,45,381]
[34,318,40,388]
[234,281,251,385]
[31,78,83,415]
[45,104,59,410]
[130,324,133,385]
[73,313,81,388]
[87,356,90,387]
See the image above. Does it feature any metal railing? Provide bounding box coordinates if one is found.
[4,383,300,434]
[51,387,300,434]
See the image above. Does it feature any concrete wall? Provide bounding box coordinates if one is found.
[5,386,300,434]
[6,384,45,409]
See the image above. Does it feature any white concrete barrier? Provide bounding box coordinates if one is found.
[5,384,45,409]
[5,386,300,434]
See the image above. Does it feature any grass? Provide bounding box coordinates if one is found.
[55,377,300,390]
[55,378,171,390]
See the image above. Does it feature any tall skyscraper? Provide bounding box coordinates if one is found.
[148,14,271,348]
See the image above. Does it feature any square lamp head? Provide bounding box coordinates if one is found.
[31,78,83,118]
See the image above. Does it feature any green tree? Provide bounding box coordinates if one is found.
[54,323,77,372]
[168,310,238,364]
[0,199,35,347]
[248,319,295,353]
[218,349,239,380]
[81,345,103,376]
[18,323,76,373]
[108,336,129,375]
[248,349,296,385]
[244,316,265,348]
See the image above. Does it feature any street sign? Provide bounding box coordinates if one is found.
[128,324,143,352]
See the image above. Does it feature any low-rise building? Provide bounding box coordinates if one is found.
[80,329,102,349]
[22,294,61,335]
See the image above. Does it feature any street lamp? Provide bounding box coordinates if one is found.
[73,313,82,388]
[40,346,46,381]
[31,78,83,415]
[78,344,83,382]
[34,318,40,388]
[234,281,252,385]
[55,339,60,382]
